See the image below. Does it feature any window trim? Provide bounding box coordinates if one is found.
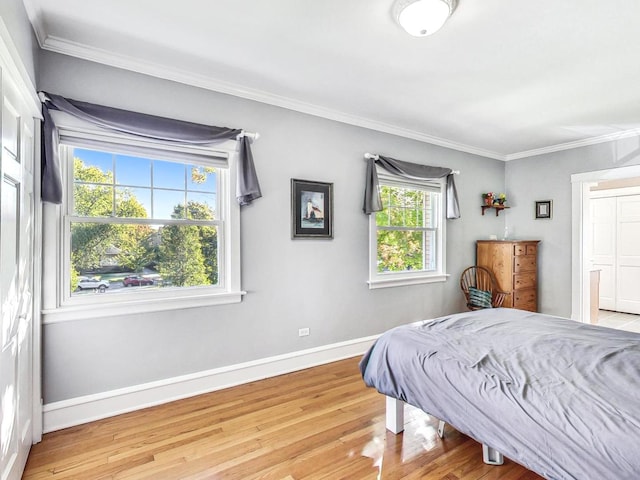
[41,125,244,324]
[368,174,448,289]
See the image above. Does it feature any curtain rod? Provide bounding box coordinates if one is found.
[238,131,260,141]
[363,153,460,175]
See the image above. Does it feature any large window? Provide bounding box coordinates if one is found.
[42,129,242,321]
[368,176,447,288]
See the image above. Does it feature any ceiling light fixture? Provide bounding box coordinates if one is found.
[393,0,457,37]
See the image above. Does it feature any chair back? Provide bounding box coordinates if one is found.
[460,266,506,310]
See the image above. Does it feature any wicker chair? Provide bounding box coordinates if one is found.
[460,266,508,310]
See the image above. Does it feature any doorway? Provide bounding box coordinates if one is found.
[590,181,640,315]
[571,165,640,323]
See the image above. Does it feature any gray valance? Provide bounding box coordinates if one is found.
[40,92,261,206]
[363,155,460,219]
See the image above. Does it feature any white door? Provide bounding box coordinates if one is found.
[616,195,640,314]
[591,197,616,310]
[0,64,35,480]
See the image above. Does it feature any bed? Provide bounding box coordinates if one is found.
[359,308,640,480]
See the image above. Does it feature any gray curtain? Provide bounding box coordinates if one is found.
[40,92,261,205]
[363,155,460,219]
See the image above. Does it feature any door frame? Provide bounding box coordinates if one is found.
[571,164,640,322]
[0,17,43,446]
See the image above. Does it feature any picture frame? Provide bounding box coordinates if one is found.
[535,200,552,219]
[291,179,333,239]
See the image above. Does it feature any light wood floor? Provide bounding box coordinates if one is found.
[23,357,542,479]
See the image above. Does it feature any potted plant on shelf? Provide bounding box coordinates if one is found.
[482,192,494,206]
[496,193,507,205]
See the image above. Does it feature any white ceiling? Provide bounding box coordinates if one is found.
[22,0,640,160]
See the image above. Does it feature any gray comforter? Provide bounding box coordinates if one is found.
[359,308,640,480]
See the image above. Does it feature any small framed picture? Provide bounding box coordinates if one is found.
[291,179,333,239]
[535,200,552,219]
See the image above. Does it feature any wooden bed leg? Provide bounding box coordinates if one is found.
[437,420,445,438]
[385,396,404,434]
[482,444,504,465]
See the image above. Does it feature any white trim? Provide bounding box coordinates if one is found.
[20,0,46,49]
[506,129,640,161]
[0,17,41,117]
[42,334,379,433]
[590,185,640,199]
[0,20,44,444]
[368,274,449,289]
[42,290,245,323]
[570,164,640,322]
[31,119,43,443]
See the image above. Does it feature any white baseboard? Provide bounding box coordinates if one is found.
[43,335,379,433]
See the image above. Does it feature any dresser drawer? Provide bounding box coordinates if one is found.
[513,272,536,290]
[514,288,536,307]
[514,243,538,256]
[514,255,536,273]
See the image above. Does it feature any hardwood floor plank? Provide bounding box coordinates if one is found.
[23,357,544,479]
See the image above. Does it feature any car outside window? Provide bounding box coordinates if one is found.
[68,147,221,297]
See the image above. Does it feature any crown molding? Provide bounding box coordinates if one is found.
[505,128,640,161]
[38,34,505,160]
[21,0,47,48]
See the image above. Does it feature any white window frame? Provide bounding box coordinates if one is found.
[41,122,243,323]
[368,173,448,289]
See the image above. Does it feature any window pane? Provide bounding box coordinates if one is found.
[73,148,112,182]
[387,206,406,227]
[186,192,217,219]
[70,222,219,295]
[377,230,424,273]
[115,187,151,218]
[115,155,151,187]
[375,210,389,227]
[154,189,186,219]
[413,208,424,228]
[153,160,185,189]
[73,184,114,217]
[188,165,217,192]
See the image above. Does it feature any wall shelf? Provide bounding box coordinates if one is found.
[481,205,510,216]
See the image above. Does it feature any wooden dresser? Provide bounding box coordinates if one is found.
[476,240,540,312]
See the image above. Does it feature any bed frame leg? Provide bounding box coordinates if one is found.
[437,420,445,438]
[385,396,404,433]
[482,444,504,465]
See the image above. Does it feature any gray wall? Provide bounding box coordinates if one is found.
[38,51,507,403]
[505,137,640,317]
[0,0,38,85]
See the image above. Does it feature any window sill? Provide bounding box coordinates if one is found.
[41,290,246,324]
[367,274,449,290]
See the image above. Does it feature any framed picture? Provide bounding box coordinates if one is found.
[291,179,333,239]
[535,200,552,219]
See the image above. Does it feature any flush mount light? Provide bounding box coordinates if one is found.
[393,0,458,37]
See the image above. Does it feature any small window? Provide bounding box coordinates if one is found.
[368,176,447,288]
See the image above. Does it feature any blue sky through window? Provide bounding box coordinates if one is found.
[73,147,218,220]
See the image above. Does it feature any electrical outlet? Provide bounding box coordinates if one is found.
[298,327,310,337]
